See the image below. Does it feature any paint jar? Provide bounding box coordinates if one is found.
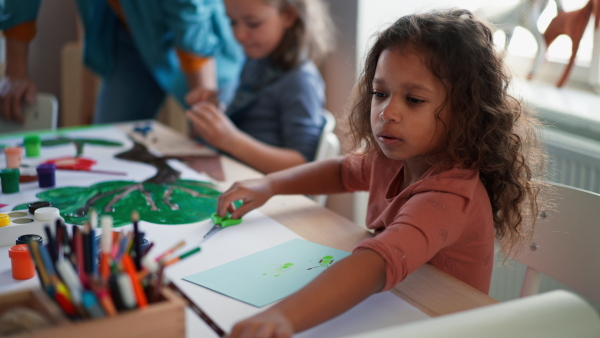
[34,207,60,222]
[23,135,41,158]
[16,234,43,246]
[0,213,10,227]
[28,201,53,214]
[0,168,20,194]
[4,147,23,169]
[36,163,56,188]
[9,244,35,280]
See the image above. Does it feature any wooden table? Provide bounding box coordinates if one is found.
[0,121,497,335]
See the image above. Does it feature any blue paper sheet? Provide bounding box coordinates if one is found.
[182,238,351,307]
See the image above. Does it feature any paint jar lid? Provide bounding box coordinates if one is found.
[16,234,43,246]
[29,201,52,214]
[0,168,20,177]
[9,244,31,259]
[36,163,56,174]
[34,207,60,221]
[24,135,41,144]
[4,147,23,155]
[0,214,10,227]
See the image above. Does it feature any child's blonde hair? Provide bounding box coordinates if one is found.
[264,0,334,70]
[348,9,548,250]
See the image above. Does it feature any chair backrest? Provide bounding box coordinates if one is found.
[311,110,341,207]
[0,93,58,134]
[506,182,600,304]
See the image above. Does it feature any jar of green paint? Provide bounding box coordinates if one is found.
[0,168,20,193]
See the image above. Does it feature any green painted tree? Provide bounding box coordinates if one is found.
[15,140,223,227]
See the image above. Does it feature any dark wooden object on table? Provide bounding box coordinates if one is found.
[165,155,225,182]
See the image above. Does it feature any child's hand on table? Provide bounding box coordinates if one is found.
[228,308,293,338]
[186,102,241,152]
[217,178,275,219]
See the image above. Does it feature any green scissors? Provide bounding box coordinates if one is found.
[203,212,243,238]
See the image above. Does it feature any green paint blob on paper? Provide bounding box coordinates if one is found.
[263,262,296,277]
[14,179,221,227]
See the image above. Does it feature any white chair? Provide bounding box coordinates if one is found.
[310,110,340,207]
[347,290,600,338]
[0,93,58,134]
[507,182,600,305]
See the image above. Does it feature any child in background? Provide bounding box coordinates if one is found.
[185,0,333,174]
[217,9,547,337]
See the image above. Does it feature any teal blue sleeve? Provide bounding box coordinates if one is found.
[160,0,223,56]
[0,0,41,30]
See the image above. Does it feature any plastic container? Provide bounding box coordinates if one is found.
[4,147,23,169]
[0,168,20,193]
[0,213,10,227]
[28,201,53,214]
[34,207,61,222]
[24,135,42,158]
[37,163,56,188]
[9,244,36,280]
[16,234,43,246]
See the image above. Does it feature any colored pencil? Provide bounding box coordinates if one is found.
[164,247,201,267]
[100,215,113,280]
[154,240,185,262]
[122,254,148,308]
[132,210,142,271]
[168,282,226,337]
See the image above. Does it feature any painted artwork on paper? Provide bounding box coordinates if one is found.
[14,140,221,227]
[183,239,350,307]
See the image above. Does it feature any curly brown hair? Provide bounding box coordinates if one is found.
[348,9,547,249]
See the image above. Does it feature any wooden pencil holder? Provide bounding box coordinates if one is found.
[0,288,186,338]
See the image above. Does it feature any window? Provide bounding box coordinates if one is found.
[357,0,600,90]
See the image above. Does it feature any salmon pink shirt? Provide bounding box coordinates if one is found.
[340,152,495,293]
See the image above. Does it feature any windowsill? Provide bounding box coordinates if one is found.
[503,52,600,141]
[513,79,600,142]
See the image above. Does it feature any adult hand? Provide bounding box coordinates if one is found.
[0,76,37,123]
[186,102,240,151]
[185,87,219,107]
[217,178,275,219]
[228,309,293,338]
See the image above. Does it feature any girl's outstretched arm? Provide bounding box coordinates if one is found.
[218,158,345,218]
[229,249,387,337]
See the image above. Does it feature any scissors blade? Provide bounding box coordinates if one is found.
[203,224,222,238]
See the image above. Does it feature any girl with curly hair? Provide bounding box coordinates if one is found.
[218,8,547,337]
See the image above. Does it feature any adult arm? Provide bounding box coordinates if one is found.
[1,35,36,122]
[0,1,42,122]
[160,0,223,102]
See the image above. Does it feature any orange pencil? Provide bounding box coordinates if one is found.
[122,254,148,308]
